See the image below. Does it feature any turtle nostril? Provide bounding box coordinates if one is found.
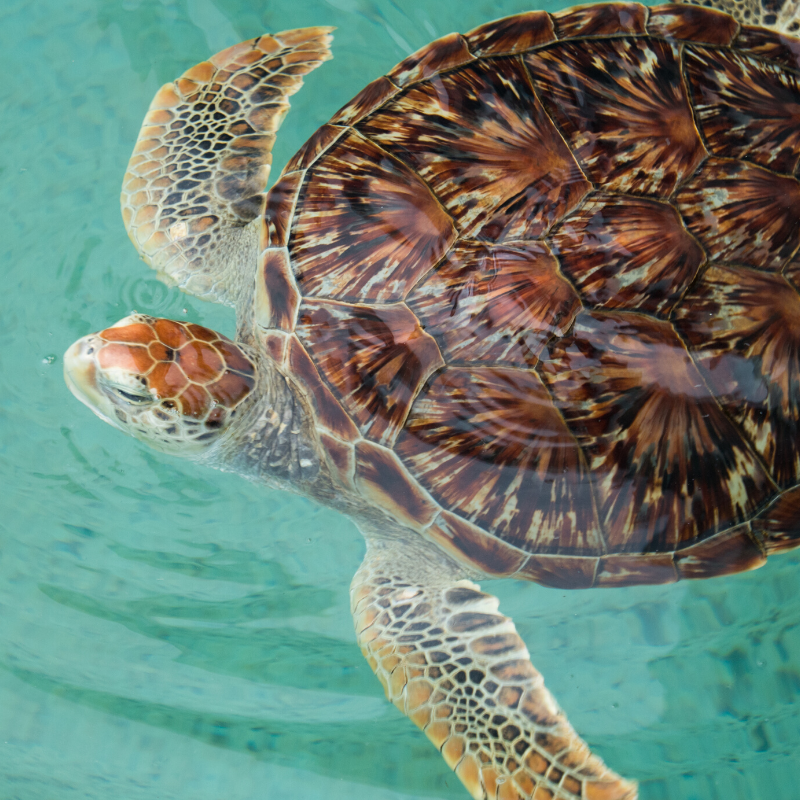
[81,337,97,357]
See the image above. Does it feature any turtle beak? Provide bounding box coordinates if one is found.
[63,335,120,429]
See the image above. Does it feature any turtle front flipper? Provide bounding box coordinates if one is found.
[352,537,637,800]
[122,27,333,306]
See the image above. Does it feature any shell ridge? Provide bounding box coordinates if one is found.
[262,168,307,251]
[669,293,783,502]
[781,238,800,274]
[350,126,459,232]
[516,53,596,201]
[536,237,585,333]
[673,42,712,193]
[389,323,447,445]
[401,236,459,302]
[529,335,611,556]
[683,43,800,180]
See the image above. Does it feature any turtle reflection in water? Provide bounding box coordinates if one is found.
[64,0,800,797]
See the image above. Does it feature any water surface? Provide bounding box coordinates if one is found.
[1,1,799,798]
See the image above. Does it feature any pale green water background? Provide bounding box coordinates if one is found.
[1,0,799,798]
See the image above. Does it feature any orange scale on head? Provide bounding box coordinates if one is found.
[214,339,255,375]
[154,318,191,349]
[178,383,213,418]
[176,340,225,384]
[99,322,157,344]
[148,360,189,398]
[186,322,219,342]
[148,341,175,362]
[207,369,255,409]
[97,343,155,374]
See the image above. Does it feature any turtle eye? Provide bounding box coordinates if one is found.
[111,386,152,405]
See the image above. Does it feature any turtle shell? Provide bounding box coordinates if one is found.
[257,2,800,589]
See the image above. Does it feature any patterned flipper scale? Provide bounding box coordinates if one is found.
[259,2,800,592]
[122,27,333,304]
[352,541,638,800]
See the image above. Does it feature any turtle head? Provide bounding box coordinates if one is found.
[64,314,256,457]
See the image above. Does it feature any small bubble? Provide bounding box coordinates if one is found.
[182,308,188,315]
[42,354,57,365]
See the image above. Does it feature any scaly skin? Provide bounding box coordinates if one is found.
[352,535,637,800]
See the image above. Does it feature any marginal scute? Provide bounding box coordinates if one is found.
[359,57,590,242]
[296,300,444,446]
[262,169,304,248]
[673,265,800,488]
[387,32,475,87]
[685,46,800,175]
[527,38,706,196]
[407,242,580,368]
[396,367,603,554]
[540,310,774,553]
[289,131,457,302]
[286,336,360,442]
[549,194,704,316]
[752,485,800,553]
[595,554,678,587]
[517,556,597,589]
[354,441,440,528]
[553,2,647,38]
[319,431,356,491]
[647,3,739,45]
[463,11,556,57]
[329,77,400,126]
[675,158,800,271]
[424,511,527,576]
[255,248,300,332]
[282,123,348,174]
[674,525,766,579]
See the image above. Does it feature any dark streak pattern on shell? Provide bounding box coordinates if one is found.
[539,311,774,553]
[527,38,706,196]
[549,193,705,315]
[396,367,603,554]
[674,266,800,488]
[407,242,580,368]
[358,57,590,242]
[261,6,800,582]
[296,300,444,446]
[675,158,800,270]
[686,46,800,175]
[289,131,456,303]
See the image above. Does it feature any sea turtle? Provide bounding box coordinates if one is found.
[64,2,800,797]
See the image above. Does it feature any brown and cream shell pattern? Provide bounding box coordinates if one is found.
[256,2,800,589]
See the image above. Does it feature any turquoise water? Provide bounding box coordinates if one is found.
[1,0,800,798]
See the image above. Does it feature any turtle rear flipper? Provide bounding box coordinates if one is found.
[352,535,638,800]
[121,27,333,306]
